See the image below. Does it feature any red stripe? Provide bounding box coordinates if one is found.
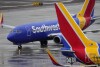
[83,17,91,30]
[55,4,93,64]
[84,0,95,17]
[1,16,3,24]
[83,0,95,29]
[0,15,3,24]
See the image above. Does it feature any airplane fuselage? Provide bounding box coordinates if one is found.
[7,20,60,44]
[7,16,95,45]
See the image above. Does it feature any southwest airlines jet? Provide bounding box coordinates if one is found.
[0,0,100,50]
[46,2,100,66]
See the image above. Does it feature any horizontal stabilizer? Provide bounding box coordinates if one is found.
[61,50,75,53]
[48,48,75,53]
[84,29,100,33]
[91,16,100,20]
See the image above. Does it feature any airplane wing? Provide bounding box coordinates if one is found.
[0,13,15,29]
[2,24,15,29]
[48,48,75,53]
[48,33,61,38]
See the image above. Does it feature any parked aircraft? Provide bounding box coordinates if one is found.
[0,0,99,50]
[46,2,100,66]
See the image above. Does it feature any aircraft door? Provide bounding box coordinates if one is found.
[25,26,31,36]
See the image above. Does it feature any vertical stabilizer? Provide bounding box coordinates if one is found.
[77,0,95,17]
[0,13,3,27]
[55,2,96,64]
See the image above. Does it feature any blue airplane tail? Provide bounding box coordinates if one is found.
[91,9,94,17]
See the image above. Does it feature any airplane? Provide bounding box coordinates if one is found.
[0,0,100,50]
[45,2,100,66]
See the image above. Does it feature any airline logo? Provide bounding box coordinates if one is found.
[32,24,60,33]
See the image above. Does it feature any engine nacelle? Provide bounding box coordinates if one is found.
[53,35,63,44]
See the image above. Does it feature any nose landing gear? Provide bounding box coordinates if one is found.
[18,45,22,50]
[13,43,23,50]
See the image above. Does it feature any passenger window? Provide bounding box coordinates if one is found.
[16,30,22,33]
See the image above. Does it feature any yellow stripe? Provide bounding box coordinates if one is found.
[57,3,99,63]
[77,17,86,29]
[77,0,89,16]
[85,40,100,64]
[0,13,2,22]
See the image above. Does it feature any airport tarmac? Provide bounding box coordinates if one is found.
[0,0,100,67]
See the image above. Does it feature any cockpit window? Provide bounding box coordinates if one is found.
[10,29,22,33]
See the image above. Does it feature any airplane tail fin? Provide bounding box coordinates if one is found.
[77,0,95,17]
[0,13,15,29]
[55,2,99,64]
[55,2,90,48]
[0,13,3,27]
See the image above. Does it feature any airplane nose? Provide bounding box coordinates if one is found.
[7,33,15,42]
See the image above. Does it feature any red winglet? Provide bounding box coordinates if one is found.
[45,48,62,66]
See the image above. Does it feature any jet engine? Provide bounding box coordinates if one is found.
[53,35,63,44]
